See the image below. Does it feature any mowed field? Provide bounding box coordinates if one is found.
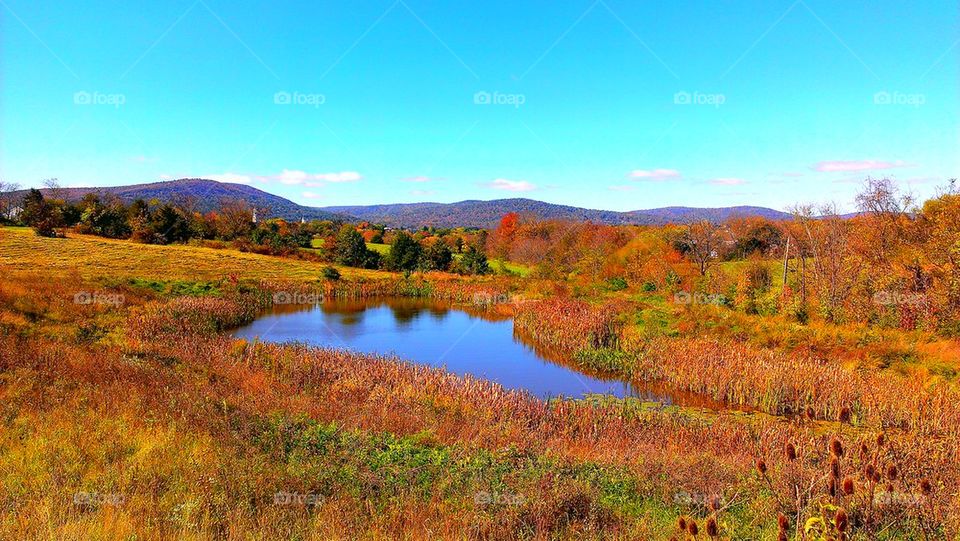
[0,226,393,282]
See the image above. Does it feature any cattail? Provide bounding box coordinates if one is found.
[706,516,718,537]
[678,516,687,531]
[838,407,851,423]
[842,476,855,495]
[756,459,767,475]
[687,520,699,536]
[830,438,844,457]
[785,442,797,461]
[886,465,898,481]
[830,457,840,479]
[920,479,932,495]
[835,508,849,532]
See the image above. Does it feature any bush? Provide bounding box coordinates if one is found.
[322,266,341,281]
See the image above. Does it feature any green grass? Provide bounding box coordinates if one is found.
[366,242,391,255]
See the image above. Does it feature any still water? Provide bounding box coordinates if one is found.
[232,298,728,406]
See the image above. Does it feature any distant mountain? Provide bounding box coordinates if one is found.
[23,179,350,222]
[18,179,793,228]
[323,199,793,228]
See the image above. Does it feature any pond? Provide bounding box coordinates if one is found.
[232,297,732,407]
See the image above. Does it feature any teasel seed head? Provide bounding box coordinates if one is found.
[830,438,844,457]
[835,508,849,532]
[778,513,789,531]
[706,516,719,537]
[920,479,932,496]
[886,465,898,481]
[709,495,721,512]
[785,442,797,461]
[876,432,886,447]
[687,520,699,536]
[865,463,877,481]
[678,516,687,531]
[842,476,855,495]
[838,406,851,423]
[756,459,767,475]
[828,476,837,497]
[830,457,841,479]
[806,406,815,419]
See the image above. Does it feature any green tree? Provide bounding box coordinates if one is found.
[21,188,64,237]
[385,231,423,272]
[424,241,453,271]
[458,245,490,275]
[334,225,376,268]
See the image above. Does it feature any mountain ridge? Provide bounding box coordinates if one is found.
[19,179,793,227]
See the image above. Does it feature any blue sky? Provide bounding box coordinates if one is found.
[2,0,957,211]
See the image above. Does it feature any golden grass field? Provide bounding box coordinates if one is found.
[2,225,959,539]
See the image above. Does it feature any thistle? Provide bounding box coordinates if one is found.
[785,442,797,461]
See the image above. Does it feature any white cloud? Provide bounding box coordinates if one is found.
[709,177,746,186]
[301,191,324,199]
[628,168,681,181]
[275,169,362,185]
[608,185,637,192]
[206,173,255,184]
[812,160,910,172]
[403,176,441,183]
[486,178,536,192]
[410,189,436,196]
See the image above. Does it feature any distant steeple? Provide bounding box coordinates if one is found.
[301,216,305,224]
[252,209,258,224]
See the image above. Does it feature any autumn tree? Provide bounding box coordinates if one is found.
[676,220,727,276]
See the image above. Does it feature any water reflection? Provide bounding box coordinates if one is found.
[233,297,741,409]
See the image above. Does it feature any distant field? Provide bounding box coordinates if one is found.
[0,226,393,282]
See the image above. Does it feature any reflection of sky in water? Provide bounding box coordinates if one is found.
[233,299,633,400]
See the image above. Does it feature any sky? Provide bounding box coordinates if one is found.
[1,0,957,212]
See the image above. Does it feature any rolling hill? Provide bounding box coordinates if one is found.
[24,179,349,222]
[323,199,793,228]
[19,179,793,227]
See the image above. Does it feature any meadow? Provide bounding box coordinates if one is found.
[2,223,959,540]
